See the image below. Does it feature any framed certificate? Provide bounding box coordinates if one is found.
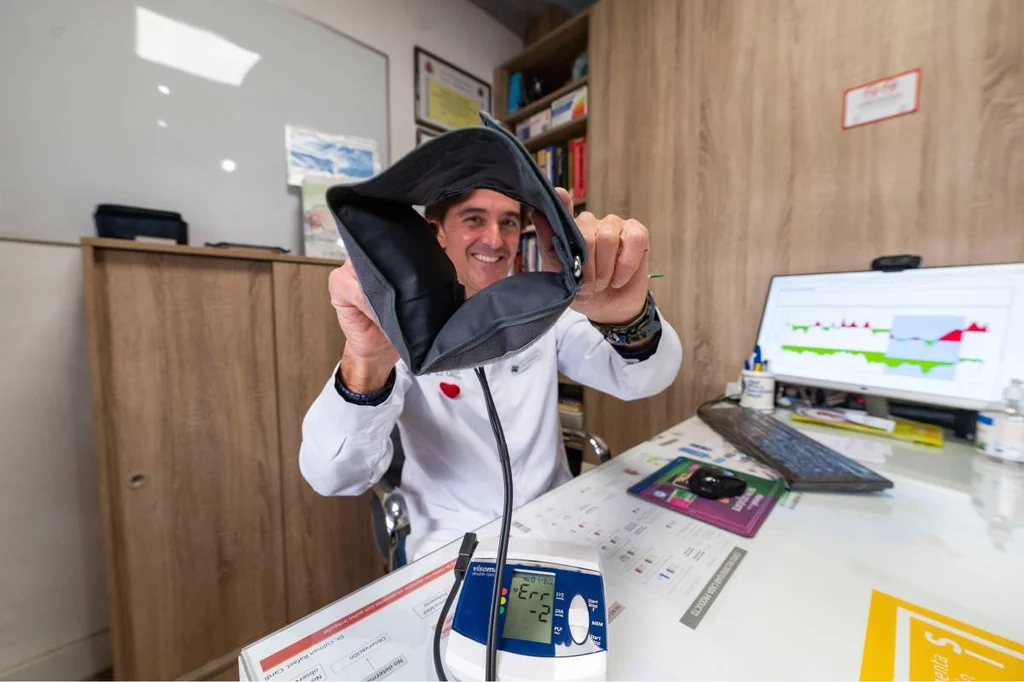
[415,47,491,131]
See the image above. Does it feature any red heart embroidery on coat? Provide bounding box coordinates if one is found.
[439,382,461,399]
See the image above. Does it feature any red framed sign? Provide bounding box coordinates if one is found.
[842,68,921,130]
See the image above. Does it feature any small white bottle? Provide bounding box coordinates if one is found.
[976,399,1003,455]
[994,379,1024,463]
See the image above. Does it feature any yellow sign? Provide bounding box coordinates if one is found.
[428,80,481,129]
[860,590,1024,681]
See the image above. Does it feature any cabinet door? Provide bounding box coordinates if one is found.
[272,262,383,621]
[94,251,286,679]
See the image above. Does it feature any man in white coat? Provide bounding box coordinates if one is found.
[300,187,681,560]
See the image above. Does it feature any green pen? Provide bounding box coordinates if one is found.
[649,273,666,279]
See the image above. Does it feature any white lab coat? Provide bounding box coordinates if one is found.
[299,307,682,560]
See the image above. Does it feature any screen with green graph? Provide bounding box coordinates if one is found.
[755,263,1024,409]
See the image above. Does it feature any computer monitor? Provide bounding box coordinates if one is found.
[754,262,1024,411]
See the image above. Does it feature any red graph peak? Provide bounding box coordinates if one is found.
[938,329,963,342]
[966,322,988,333]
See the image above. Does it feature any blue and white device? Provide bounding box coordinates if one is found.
[446,538,608,681]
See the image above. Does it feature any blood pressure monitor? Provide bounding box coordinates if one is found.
[445,539,607,681]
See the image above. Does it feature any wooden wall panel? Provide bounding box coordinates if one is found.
[93,251,286,679]
[588,0,1024,454]
[272,262,383,622]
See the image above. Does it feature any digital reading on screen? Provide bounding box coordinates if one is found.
[502,571,555,644]
[754,263,1024,410]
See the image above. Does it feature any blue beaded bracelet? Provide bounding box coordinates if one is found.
[334,366,396,406]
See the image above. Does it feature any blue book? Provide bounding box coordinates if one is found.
[507,73,523,116]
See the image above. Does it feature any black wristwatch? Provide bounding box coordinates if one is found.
[590,291,662,346]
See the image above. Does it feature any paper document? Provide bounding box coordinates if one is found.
[301,176,346,260]
[239,552,457,681]
[795,428,893,464]
[841,409,896,433]
[646,425,779,479]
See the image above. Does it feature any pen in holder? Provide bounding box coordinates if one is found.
[740,368,775,412]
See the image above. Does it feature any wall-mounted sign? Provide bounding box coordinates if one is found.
[842,68,921,130]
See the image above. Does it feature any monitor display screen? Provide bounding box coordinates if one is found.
[754,263,1024,410]
[502,570,555,644]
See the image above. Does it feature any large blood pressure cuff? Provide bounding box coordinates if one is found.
[327,113,586,376]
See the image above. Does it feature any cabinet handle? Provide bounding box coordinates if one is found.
[127,473,149,489]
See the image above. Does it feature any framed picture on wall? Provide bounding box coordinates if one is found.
[415,47,491,132]
[416,127,440,147]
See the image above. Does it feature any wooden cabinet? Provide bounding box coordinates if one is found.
[271,262,382,622]
[82,239,382,680]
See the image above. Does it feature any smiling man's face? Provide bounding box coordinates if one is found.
[428,189,525,297]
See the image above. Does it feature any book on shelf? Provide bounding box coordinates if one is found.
[518,231,541,274]
[531,137,587,204]
[507,73,524,116]
[512,84,587,142]
[515,109,551,142]
[570,137,587,203]
[557,398,583,414]
[519,137,588,274]
[554,145,566,192]
[558,398,584,430]
[550,85,587,128]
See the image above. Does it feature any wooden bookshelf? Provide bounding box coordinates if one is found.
[494,11,589,154]
[523,116,587,153]
[493,10,590,119]
[504,76,588,127]
[503,9,589,74]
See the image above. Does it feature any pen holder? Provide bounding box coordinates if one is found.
[740,370,775,412]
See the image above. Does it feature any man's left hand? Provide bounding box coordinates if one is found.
[533,187,651,324]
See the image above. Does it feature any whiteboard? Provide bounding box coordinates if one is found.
[0,0,388,252]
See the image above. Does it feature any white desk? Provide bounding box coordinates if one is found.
[240,411,1024,681]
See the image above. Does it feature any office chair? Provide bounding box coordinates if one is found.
[369,427,611,574]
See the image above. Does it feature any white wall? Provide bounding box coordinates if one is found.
[275,0,523,162]
[0,1,520,678]
[0,242,109,681]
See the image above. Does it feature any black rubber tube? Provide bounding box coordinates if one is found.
[475,367,513,681]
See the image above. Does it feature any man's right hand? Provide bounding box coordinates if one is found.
[328,261,399,394]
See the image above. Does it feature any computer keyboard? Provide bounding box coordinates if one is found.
[697,403,894,492]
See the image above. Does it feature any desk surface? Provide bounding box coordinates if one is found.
[240,411,1024,681]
